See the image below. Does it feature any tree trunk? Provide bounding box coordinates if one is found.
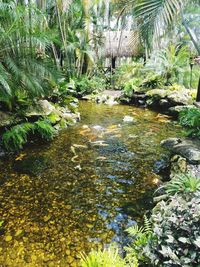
[181,14,200,55]
[196,77,200,102]
[111,56,116,69]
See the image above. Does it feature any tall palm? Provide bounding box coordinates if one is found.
[119,0,200,100]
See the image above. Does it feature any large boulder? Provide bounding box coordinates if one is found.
[146,89,168,99]
[26,100,55,117]
[167,89,193,106]
[146,88,194,110]
[161,138,200,164]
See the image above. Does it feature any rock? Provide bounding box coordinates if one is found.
[154,157,170,177]
[170,155,187,177]
[187,164,200,178]
[167,90,193,106]
[168,105,195,117]
[74,165,82,171]
[62,113,76,124]
[123,116,136,123]
[0,111,20,128]
[161,138,182,148]
[194,102,200,108]
[161,138,200,164]
[0,146,6,158]
[147,89,168,99]
[159,99,171,108]
[26,100,55,117]
[105,98,118,106]
[5,235,12,242]
[83,91,120,105]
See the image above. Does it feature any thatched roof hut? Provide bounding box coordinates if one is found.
[103,30,142,58]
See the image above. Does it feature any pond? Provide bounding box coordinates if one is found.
[0,101,183,266]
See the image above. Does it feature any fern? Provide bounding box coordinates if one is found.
[143,215,152,234]
[2,123,34,151]
[34,119,57,141]
[125,216,153,264]
[2,119,57,151]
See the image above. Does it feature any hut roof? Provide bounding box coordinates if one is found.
[102,30,142,58]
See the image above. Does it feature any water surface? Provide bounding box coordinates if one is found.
[0,102,183,266]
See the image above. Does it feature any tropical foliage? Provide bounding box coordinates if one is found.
[147,191,200,266]
[2,119,56,151]
[179,107,200,138]
[125,216,153,265]
[162,174,200,195]
[0,1,58,111]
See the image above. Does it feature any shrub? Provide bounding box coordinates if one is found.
[113,62,144,89]
[140,73,164,89]
[123,78,141,97]
[146,191,200,266]
[167,84,186,91]
[179,107,200,139]
[75,76,106,96]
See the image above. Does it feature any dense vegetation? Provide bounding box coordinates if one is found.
[0,0,200,266]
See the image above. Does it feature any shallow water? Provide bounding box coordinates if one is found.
[0,101,183,266]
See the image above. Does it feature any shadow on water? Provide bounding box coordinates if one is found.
[0,101,183,266]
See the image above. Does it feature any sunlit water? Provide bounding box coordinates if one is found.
[0,101,183,266]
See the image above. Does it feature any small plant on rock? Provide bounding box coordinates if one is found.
[162,174,200,196]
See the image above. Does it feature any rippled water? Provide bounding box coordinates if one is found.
[0,101,183,266]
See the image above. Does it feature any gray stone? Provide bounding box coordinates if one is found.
[167,90,193,106]
[161,138,200,164]
[0,112,17,127]
[170,155,187,178]
[161,138,182,148]
[169,105,195,116]
[146,89,168,99]
[123,115,136,123]
[187,164,200,178]
[26,100,55,117]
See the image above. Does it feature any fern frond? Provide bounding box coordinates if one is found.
[143,215,152,234]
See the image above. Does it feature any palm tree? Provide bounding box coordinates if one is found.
[118,0,200,101]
